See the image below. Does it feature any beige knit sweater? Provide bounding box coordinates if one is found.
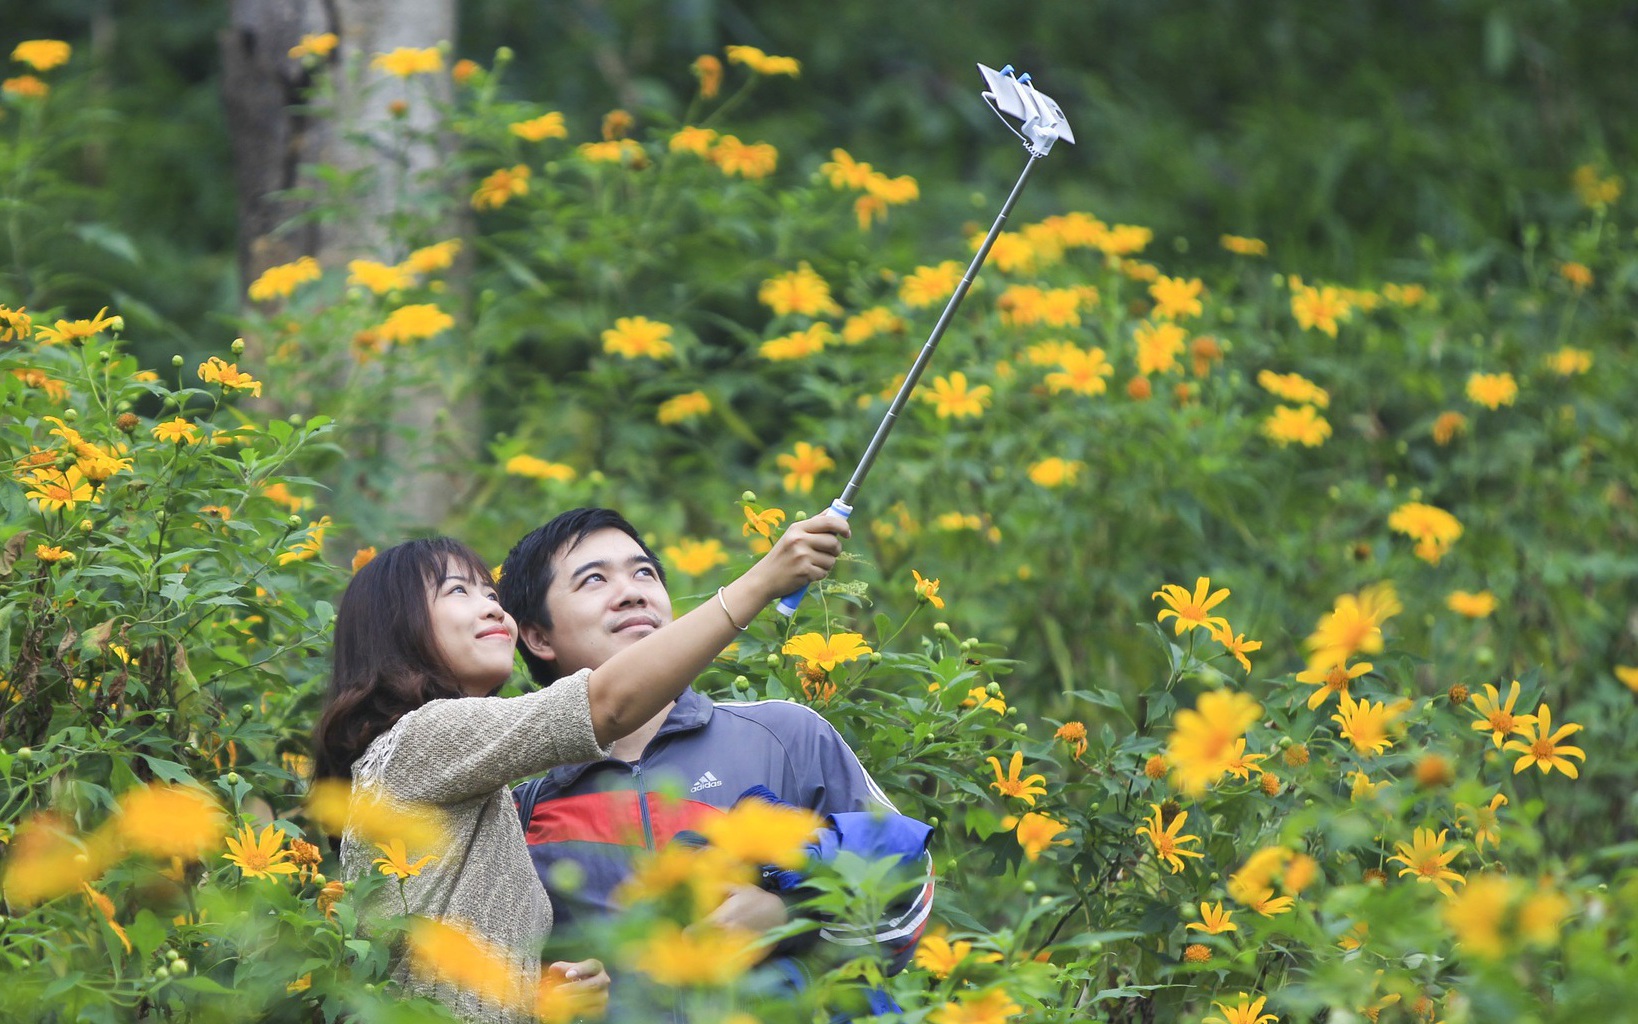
[340,669,610,1023]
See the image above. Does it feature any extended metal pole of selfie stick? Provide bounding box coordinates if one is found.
[777,63,1075,616]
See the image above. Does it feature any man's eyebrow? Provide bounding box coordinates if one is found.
[567,554,657,581]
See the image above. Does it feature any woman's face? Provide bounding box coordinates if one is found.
[428,559,518,697]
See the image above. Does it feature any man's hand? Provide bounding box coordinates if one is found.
[702,883,789,934]
[542,959,610,1019]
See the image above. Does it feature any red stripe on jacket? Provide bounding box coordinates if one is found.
[523,790,723,847]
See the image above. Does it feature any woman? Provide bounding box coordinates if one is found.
[311,518,847,1022]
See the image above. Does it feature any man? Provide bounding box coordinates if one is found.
[497,507,933,1010]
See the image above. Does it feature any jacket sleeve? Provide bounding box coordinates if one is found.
[375,669,612,806]
[781,707,936,975]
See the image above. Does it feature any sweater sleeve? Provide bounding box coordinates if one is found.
[374,669,612,805]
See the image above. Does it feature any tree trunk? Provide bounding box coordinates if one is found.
[220,0,470,531]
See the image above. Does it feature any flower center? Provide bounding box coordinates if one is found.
[1531,738,1555,759]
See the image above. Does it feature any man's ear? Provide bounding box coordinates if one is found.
[519,622,556,662]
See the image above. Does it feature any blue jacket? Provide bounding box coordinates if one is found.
[512,687,934,971]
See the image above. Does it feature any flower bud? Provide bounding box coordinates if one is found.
[116,412,139,433]
[99,349,113,362]
[170,960,188,975]
[1022,880,1037,893]
[165,948,181,962]
[287,514,303,527]
[740,490,757,503]
[868,652,882,664]
[231,338,246,354]
[732,675,749,689]
[225,771,241,785]
[154,967,170,982]
[765,653,781,668]
[172,355,184,367]
[933,622,951,634]
[62,408,77,421]
[79,519,93,533]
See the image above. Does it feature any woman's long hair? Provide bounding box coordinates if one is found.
[311,537,498,780]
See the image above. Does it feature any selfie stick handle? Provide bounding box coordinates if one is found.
[775,153,1044,617]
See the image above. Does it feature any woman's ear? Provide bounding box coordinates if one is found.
[519,622,556,662]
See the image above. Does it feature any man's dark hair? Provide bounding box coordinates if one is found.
[497,507,667,685]
[311,536,494,782]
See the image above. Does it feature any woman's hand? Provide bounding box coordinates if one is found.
[543,958,610,1019]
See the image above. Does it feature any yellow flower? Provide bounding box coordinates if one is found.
[1518,884,1571,946]
[1446,589,1496,618]
[964,685,1007,715]
[615,843,750,914]
[197,356,263,396]
[1256,370,1329,408]
[277,516,331,565]
[1210,625,1263,673]
[34,544,74,564]
[510,112,568,142]
[923,371,991,419]
[626,920,760,986]
[1187,901,1238,935]
[25,466,94,513]
[81,882,132,954]
[3,75,49,99]
[408,919,528,1009]
[1097,223,1153,256]
[986,751,1048,806]
[504,455,576,481]
[1054,721,1088,758]
[692,54,722,98]
[0,304,33,341]
[1617,665,1638,693]
[724,45,800,77]
[1134,803,1204,874]
[347,259,413,294]
[912,569,945,609]
[35,307,121,346]
[980,230,1035,274]
[1295,659,1371,711]
[401,239,461,275]
[304,779,448,850]
[1467,680,1537,747]
[248,256,321,301]
[1221,738,1268,780]
[900,261,964,308]
[929,987,1021,1024]
[287,33,338,60]
[351,547,378,573]
[707,135,776,178]
[1388,827,1465,896]
[1204,992,1279,1024]
[775,441,834,493]
[742,506,785,539]
[1558,261,1593,292]
[662,538,728,577]
[915,934,977,979]
[371,47,443,77]
[841,306,904,345]
[759,262,842,317]
[781,632,871,671]
[376,304,454,343]
[759,323,831,361]
[669,125,718,156]
[1165,689,1262,796]
[698,799,822,868]
[1014,812,1070,861]
[1431,410,1468,445]
[1027,456,1083,488]
[1149,275,1204,320]
[580,138,648,166]
[1442,873,1513,958]
[1305,582,1400,671]
[1152,577,1230,636]
[1290,283,1351,336]
[1331,693,1406,756]
[1134,320,1186,375]
[372,837,438,879]
[601,316,675,360]
[1502,703,1586,778]
[472,164,531,209]
[657,391,711,425]
[1220,235,1267,256]
[1262,404,1331,447]
[1465,372,1518,409]
[223,824,300,879]
[997,284,1085,328]
[1457,793,1507,851]
[1044,346,1113,396]
[1572,164,1622,207]
[1548,346,1592,376]
[12,40,72,71]
[1388,501,1463,565]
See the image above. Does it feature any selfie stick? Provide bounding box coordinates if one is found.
[777,63,1076,616]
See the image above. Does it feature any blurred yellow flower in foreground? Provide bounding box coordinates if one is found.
[117,784,227,860]
[372,47,443,77]
[662,538,728,576]
[627,920,761,986]
[775,441,834,493]
[1262,404,1330,447]
[408,918,530,1010]
[929,987,1021,1024]
[1256,370,1329,408]
[1165,689,1262,796]
[698,799,822,869]
[1027,457,1083,488]
[12,40,72,71]
[504,455,576,482]
[1149,275,1204,320]
[602,316,675,360]
[305,778,449,850]
[1558,261,1593,291]
[2,813,116,904]
[1388,501,1462,564]
[1548,346,1592,375]
[692,54,722,98]
[1446,589,1496,618]
[657,391,711,425]
[1465,371,1518,409]
[1014,811,1071,861]
[615,842,751,915]
[1305,582,1400,671]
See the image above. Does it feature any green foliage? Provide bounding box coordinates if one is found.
[5,22,1638,1024]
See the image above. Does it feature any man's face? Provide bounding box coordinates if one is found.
[520,527,673,676]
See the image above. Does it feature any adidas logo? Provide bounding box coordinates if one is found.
[689,770,723,794]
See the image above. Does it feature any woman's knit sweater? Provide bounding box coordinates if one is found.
[340,669,610,1022]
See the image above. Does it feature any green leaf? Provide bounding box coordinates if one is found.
[140,755,199,785]
[126,910,167,960]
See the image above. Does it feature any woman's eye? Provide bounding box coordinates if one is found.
[448,584,467,595]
